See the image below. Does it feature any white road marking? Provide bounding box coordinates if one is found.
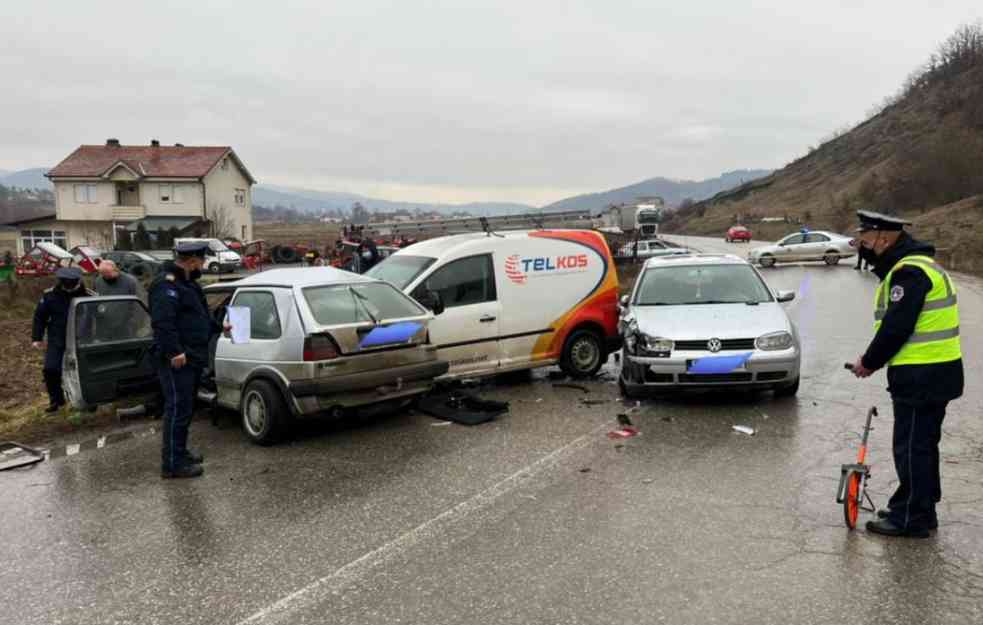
[236,421,611,625]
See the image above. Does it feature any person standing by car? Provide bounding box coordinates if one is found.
[95,260,145,300]
[32,267,89,412]
[849,210,963,538]
[149,242,227,479]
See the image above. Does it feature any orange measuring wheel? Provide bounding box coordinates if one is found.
[836,401,879,530]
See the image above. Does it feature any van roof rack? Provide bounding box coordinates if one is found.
[358,209,595,239]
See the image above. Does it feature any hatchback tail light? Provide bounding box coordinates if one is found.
[303,334,340,361]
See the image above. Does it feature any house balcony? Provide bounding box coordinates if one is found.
[111,204,146,221]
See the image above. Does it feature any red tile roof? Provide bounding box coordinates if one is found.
[46,145,249,181]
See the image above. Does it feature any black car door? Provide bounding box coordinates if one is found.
[62,296,157,409]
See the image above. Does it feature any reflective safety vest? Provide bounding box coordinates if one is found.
[874,254,961,366]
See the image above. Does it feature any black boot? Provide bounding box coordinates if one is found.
[45,403,62,413]
[876,508,937,530]
[162,464,204,479]
[866,518,930,538]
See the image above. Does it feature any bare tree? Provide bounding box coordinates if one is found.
[209,204,237,240]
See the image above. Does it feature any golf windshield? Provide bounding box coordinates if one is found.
[634,265,773,305]
[365,255,436,290]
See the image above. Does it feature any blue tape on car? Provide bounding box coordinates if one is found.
[687,352,753,374]
[359,321,422,348]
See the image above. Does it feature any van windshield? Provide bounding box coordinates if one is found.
[303,282,425,326]
[365,255,436,290]
[208,240,229,253]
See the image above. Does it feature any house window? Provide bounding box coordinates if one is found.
[172,184,184,204]
[235,188,246,206]
[21,229,68,252]
[73,183,98,203]
[159,184,172,203]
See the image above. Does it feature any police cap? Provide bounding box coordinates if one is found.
[175,241,209,258]
[856,210,912,232]
[55,266,84,280]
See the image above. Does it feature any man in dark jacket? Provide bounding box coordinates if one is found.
[32,267,89,412]
[850,210,963,538]
[148,243,226,479]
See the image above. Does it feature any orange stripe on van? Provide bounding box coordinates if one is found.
[528,230,620,360]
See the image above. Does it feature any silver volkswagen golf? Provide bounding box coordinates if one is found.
[62,267,448,444]
[618,254,801,397]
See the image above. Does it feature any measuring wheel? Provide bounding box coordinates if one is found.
[835,403,879,529]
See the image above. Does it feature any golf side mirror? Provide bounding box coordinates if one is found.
[620,295,630,307]
[776,290,795,303]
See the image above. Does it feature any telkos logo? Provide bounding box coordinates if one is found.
[505,253,589,284]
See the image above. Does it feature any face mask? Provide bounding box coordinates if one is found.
[189,269,202,280]
[361,250,372,260]
[59,280,80,291]
[858,245,878,264]
[104,275,118,284]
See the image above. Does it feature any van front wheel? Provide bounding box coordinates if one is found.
[560,328,604,378]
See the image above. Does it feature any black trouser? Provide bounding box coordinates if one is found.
[42,345,65,406]
[158,362,201,471]
[886,399,947,530]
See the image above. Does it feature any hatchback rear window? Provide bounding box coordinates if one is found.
[303,282,425,326]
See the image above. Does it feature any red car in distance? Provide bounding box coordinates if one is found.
[725,225,752,243]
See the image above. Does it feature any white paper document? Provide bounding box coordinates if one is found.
[227,306,251,344]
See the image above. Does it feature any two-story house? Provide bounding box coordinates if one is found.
[15,139,256,254]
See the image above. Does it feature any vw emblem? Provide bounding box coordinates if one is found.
[707,338,722,353]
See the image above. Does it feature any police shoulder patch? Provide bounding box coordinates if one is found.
[890,285,905,302]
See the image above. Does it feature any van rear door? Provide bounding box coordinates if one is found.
[63,296,157,409]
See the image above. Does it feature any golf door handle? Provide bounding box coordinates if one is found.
[479,315,497,323]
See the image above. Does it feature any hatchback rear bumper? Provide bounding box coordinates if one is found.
[289,360,449,414]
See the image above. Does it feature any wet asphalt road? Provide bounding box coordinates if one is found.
[2,236,981,625]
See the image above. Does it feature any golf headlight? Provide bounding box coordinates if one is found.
[756,331,793,351]
[639,334,673,356]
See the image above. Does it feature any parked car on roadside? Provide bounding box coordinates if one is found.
[173,237,242,273]
[102,251,163,277]
[748,231,855,267]
[617,238,693,260]
[725,225,752,243]
[618,254,801,397]
[367,229,622,379]
[61,267,449,445]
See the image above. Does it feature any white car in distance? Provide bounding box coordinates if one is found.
[748,231,855,267]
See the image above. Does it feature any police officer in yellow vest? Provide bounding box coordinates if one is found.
[850,210,963,538]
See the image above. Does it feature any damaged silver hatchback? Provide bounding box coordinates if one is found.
[63,267,448,444]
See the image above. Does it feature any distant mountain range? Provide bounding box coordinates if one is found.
[0,166,771,217]
[541,169,773,213]
[253,185,535,217]
[0,168,50,190]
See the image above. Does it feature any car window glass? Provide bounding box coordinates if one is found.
[231,291,281,339]
[413,255,496,308]
[76,300,152,347]
[805,233,829,243]
[365,255,436,290]
[305,283,425,325]
[634,265,774,305]
[782,234,806,245]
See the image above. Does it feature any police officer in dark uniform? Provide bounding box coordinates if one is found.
[850,210,963,537]
[32,267,89,412]
[149,242,226,479]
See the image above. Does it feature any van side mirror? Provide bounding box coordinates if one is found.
[421,290,445,316]
[620,295,630,307]
[776,290,795,303]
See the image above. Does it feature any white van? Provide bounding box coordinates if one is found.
[173,238,242,273]
[366,229,622,379]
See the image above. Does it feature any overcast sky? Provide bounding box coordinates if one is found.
[2,1,981,206]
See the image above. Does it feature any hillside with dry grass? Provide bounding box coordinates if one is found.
[664,23,983,272]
